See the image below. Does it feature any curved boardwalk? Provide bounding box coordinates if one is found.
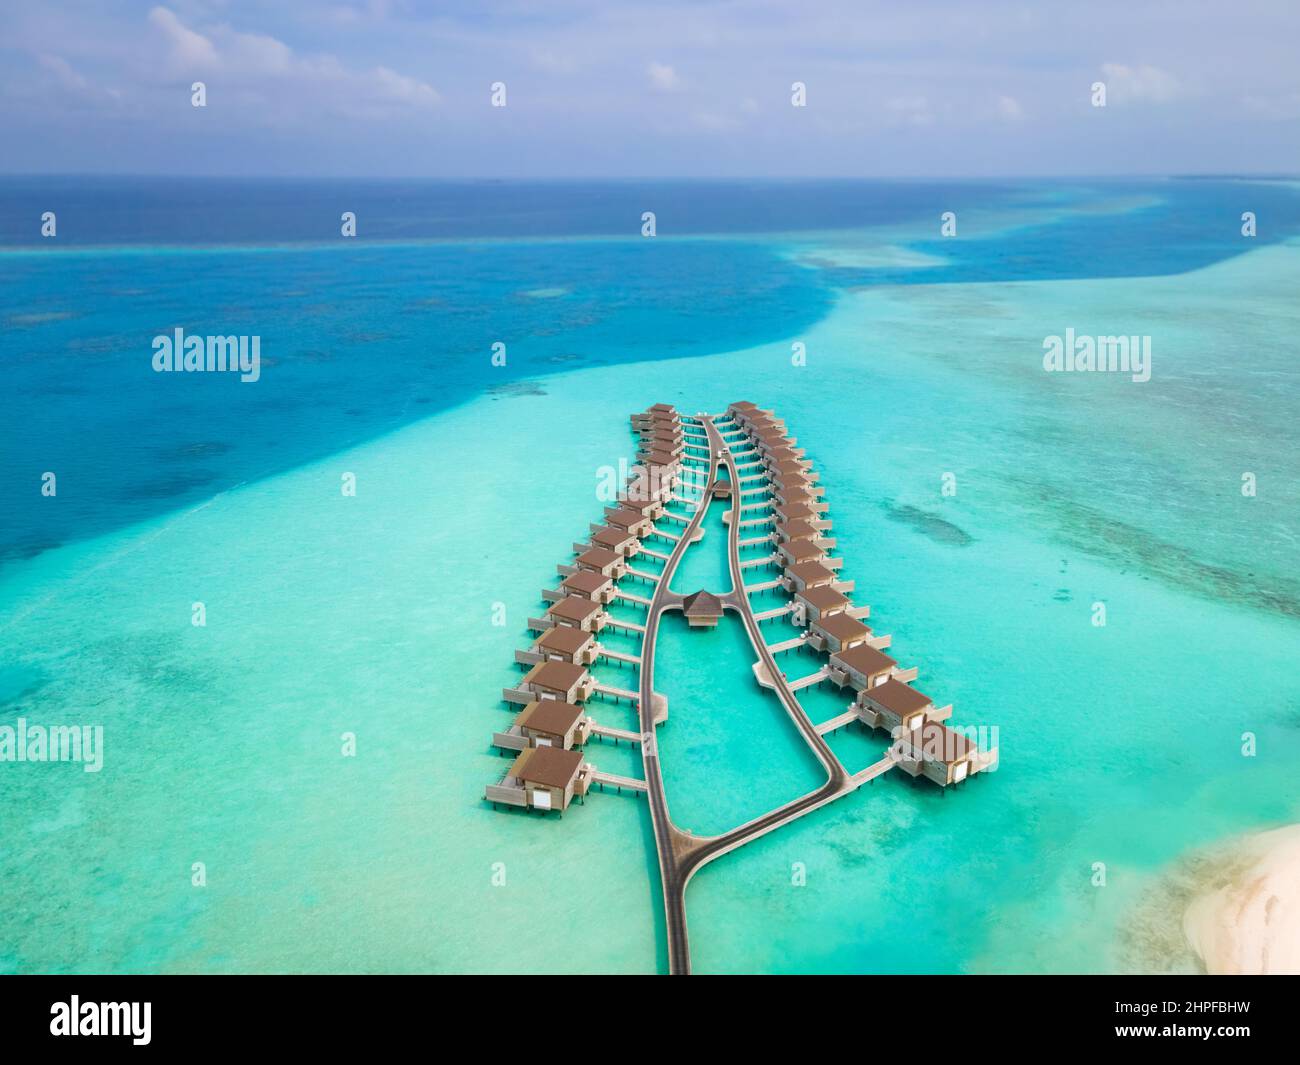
[638,413,894,975]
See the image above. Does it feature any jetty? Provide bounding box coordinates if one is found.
[484,399,999,975]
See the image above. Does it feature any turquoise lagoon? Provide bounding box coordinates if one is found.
[1,180,1298,973]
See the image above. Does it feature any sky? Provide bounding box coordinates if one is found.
[1,0,1298,178]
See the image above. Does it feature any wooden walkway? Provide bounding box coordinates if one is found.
[815,708,860,735]
[597,647,642,666]
[591,771,649,793]
[614,590,653,607]
[787,666,829,691]
[591,723,642,743]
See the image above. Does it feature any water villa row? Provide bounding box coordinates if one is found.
[484,403,709,813]
[723,400,998,787]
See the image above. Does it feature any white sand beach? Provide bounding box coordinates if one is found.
[1184,825,1300,975]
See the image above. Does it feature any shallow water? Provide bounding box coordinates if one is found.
[2,179,1298,973]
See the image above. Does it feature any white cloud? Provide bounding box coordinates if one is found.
[148,6,219,72]
[36,53,122,104]
[997,94,1024,121]
[884,95,934,127]
[146,5,438,118]
[647,61,680,92]
[1099,62,1181,105]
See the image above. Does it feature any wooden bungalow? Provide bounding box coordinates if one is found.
[507,746,588,811]
[515,699,590,750]
[774,518,823,544]
[777,538,827,567]
[794,584,851,622]
[546,595,607,632]
[612,496,664,521]
[603,507,656,538]
[640,449,680,471]
[784,560,838,593]
[771,461,817,484]
[745,413,786,432]
[828,642,901,695]
[632,410,681,432]
[625,470,675,504]
[856,677,935,734]
[520,659,593,703]
[589,525,641,557]
[575,546,626,579]
[532,625,597,665]
[749,432,792,453]
[640,432,684,457]
[773,484,827,508]
[560,569,616,603]
[762,446,808,466]
[809,611,872,653]
[774,500,820,524]
[893,722,983,787]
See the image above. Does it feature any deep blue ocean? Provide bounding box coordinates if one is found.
[3,177,1298,563]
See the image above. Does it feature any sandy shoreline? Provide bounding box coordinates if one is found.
[1183,825,1300,975]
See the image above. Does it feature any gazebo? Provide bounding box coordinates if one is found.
[681,590,724,628]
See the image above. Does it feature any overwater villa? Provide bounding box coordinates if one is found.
[626,467,677,503]
[640,448,681,472]
[603,507,657,537]
[575,546,627,579]
[892,722,995,786]
[516,699,591,749]
[519,659,595,703]
[794,583,852,622]
[640,433,684,459]
[631,412,682,435]
[492,697,593,753]
[773,483,827,507]
[763,447,809,469]
[532,624,598,665]
[774,517,827,546]
[546,595,608,632]
[855,678,950,733]
[771,460,819,485]
[560,569,616,603]
[827,642,911,692]
[589,525,641,557]
[613,495,665,521]
[778,538,827,567]
[784,559,838,593]
[809,611,873,653]
[774,500,821,524]
[489,746,591,812]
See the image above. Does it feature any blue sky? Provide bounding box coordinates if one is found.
[2,0,1298,177]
